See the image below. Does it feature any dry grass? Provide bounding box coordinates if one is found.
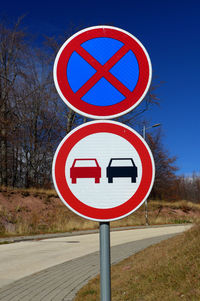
[111,199,198,228]
[0,186,57,197]
[0,187,199,237]
[75,224,200,301]
[46,208,98,233]
[151,199,200,211]
[0,205,98,237]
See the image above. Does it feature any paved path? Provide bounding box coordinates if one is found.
[0,225,191,301]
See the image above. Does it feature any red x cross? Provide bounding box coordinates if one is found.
[75,44,132,99]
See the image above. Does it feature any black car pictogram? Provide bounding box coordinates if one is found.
[106,158,138,183]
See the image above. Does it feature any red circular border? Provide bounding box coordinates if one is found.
[53,122,154,221]
[55,27,151,117]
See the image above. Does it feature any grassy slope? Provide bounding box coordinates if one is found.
[75,224,200,301]
[0,187,199,236]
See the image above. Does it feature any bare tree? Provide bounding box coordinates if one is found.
[146,130,178,200]
[173,174,200,203]
[0,17,27,185]
[117,76,161,130]
[13,46,64,187]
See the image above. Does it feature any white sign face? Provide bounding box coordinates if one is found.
[52,121,155,222]
[65,132,142,209]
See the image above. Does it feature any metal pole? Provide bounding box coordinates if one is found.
[142,125,146,140]
[145,199,149,226]
[142,125,149,226]
[100,222,111,301]
[142,123,161,226]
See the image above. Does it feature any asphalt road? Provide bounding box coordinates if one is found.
[0,224,191,301]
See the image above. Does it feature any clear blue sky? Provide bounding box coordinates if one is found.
[2,0,200,176]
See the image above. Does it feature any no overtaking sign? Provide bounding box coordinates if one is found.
[53,26,152,119]
[52,121,155,222]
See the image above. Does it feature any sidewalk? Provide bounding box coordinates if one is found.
[0,233,177,301]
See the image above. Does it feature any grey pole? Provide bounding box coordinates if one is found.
[100,222,111,301]
[142,123,161,226]
[142,124,146,140]
[142,125,149,226]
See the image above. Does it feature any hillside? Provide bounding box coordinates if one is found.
[0,187,199,237]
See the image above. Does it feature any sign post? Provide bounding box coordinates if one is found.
[52,25,153,300]
[100,222,111,301]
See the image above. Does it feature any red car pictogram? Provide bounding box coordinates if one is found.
[70,159,101,184]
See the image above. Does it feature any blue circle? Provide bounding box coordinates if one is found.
[67,37,139,107]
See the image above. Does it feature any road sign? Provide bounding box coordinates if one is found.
[52,121,155,221]
[53,26,152,119]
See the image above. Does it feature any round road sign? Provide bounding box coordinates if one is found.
[53,26,152,119]
[52,121,155,221]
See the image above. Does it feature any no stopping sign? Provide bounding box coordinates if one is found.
[53,26,152,119]
[52,121,155,221]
